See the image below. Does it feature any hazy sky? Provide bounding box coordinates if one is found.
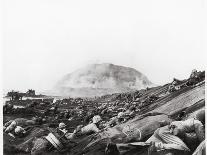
[2,0,206,92]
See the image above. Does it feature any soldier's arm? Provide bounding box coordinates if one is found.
[194,120,205,142]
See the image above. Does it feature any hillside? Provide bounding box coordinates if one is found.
[3,70,205,155]
[53,63,154,97]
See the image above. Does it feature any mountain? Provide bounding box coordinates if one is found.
[52,63,155,97]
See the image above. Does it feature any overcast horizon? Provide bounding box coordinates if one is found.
[2,0,206,93]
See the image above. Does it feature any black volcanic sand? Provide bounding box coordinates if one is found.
[3,82,205,155]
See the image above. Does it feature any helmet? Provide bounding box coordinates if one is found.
[15,126,25,134]
[160,120,170,127]
[59,122,66,129]
[92,115,102,124]
[117,112,125,118]
[129,106,136,112]
[195,109,205,125]
[42,118,46,122]
[74,125,83,133]
[32,117,38,122]
[10,121,17,127]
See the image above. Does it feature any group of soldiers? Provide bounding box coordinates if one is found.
[168,69,205,93]
[3,69,205,155]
